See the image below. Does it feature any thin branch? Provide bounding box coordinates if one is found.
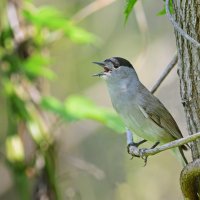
[134,1,149,41]
[7,0,25,44]
[165,0,200,48]
[128,131,200,158]
[72,0,116,23]
[150,54,178,94]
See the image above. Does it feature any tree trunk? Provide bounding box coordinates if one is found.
[172,1,200,199]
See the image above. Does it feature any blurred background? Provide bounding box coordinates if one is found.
[0,0,191,199]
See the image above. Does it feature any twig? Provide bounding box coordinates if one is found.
[7,0,25,44]
[165,0,200,48]
[150,54,178,94]
[72,0,116,23]
[128,131,200,158]
[134,1,149,38]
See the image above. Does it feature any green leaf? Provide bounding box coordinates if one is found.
[40,96,77,121]
[124,0,137,22]
[6,135,25,163]
[23,7,64,29]
[157,0,174,16]
[22,54,55,79]
[2,53,22,73]
[64,23,97,44]
[41,95,125,133]
[65,95,125,133]
[0,27,13,48]
[157,8,166,16]
[23,6,97,44]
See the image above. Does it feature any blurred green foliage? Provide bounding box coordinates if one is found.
[124,0,137,22]
[0,1,124,199]
[41,95,125,133]
[23,6,97,44]
[124,0,174,20]
[157,0,174,15]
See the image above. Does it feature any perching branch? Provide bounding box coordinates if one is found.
[127,130,200,159]
[165,0,200,48]
[72,0,116,23]
[150,54,178,94]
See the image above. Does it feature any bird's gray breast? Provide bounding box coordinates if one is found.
[107,82,172,143]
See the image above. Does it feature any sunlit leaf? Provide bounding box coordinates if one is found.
[157,0,174,16]
[2,78,15,95]
[157,8,166,16]
[40,96,77,121]
[41,95,125,133]
[6,135,25,164]
[22,54,55,79]
[23,7,65,29]
[23,6,97,44]
[124,0,137,22]
[64,23,97,44]
[65,95,125,133]
[26,104,52,146]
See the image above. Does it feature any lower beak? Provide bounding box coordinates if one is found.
[92,61,106,77]
[92,72,105,77]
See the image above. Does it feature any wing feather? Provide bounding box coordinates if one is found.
[137,84,183,140]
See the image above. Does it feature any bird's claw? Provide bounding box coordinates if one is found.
[127,140,159,166]
[139,148,148,166]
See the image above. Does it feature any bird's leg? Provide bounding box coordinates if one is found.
[139,141,160,166]
[126,128,147,158]
[151,141,160,149]
[128,139,147,148]
[138,148,148,166]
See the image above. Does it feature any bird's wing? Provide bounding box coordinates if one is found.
[139,103,183,140]
[137,86,183,140]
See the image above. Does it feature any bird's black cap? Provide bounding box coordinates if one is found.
[104,57,133,68]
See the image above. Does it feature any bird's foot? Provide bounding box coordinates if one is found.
[127,139,147,149]
[138,141,160,166]
[138,148,148,166]
[151,141,160,149]
[127,139,147,157]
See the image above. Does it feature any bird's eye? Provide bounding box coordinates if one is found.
[113,64,119,68]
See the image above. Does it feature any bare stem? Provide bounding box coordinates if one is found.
[150,54,178,94]
[72,0,116,23]
[165,0,200,48]
[128,132,200,158]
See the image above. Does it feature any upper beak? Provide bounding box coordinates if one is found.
[92,61,106,77]
[92,61,112,77]
[92,61,105,67]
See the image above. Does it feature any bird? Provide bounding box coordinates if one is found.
[93,56,188,165]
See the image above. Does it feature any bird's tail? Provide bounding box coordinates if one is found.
[171,146,188,166]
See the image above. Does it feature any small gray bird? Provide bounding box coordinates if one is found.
[93,57,187,165]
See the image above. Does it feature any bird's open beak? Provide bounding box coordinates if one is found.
[92,61,111,77]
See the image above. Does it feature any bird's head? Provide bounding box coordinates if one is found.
[93,57,138,83]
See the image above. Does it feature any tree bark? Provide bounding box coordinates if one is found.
[172,1,200,199]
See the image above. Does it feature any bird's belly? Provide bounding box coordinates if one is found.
[119,106,173,143]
